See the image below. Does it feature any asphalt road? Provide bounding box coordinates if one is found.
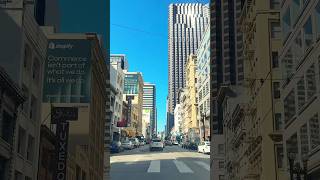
[110,145,210,180]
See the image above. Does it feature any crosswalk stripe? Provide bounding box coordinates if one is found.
[194,161,210,171]
[173,160,193,173]
[147,160,160,173]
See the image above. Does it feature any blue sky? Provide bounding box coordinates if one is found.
[59,0,208,133]
[111,0,208,133]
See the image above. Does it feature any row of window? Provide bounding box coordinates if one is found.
[283,63,318,123]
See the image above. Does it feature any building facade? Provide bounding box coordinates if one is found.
[41,33,107,180]
[143,83,156,138]
[110,62,124,141]
[0,67,25,180]
[168,3,209,115]
[174,104,182,134]
[123,72,144,137]
[196,26,211,142]
[237,0,283,179]
[185,55,199,143]
[110,54,129,70]
[209,0,244,179]
[0,3,48,179]
[280,0,320,179]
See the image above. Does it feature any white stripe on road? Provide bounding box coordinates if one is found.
[194,161,210,171]
[147,160,160,173]
[173,160,193,173]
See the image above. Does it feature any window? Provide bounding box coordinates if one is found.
[218,144,224,154]
[218,161,224,169]
[273,82,280,99]
[32,58,40,82]
[284,90,296,123]
[272,51,279,68]
[270,0,280,9]
[275,113,282,131]
[1,111,14,144]
[303,17,313,51]
[292,0,301,24]
[271,22,281,39]
[306,65,316,100]
[315,2,320,39]
[297,77,306,110]
[27,135,34,161]
[219,175,225,180]
[17,127,26,156]
[282,48,294,80]
[309,114,320,150]
[286,133,299,155]
[294,32,303,65]
[276,144,284,168]
[282,7,291,41]
[30,95,37,120]
[300,123,309,156]
[14,171,22,180]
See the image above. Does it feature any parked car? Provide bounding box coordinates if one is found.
[121,140,134,150]
[110,141,123,153]
[150,139,164,151]
[165,140,172,146]
[188,142,198,150]
[198,141,210,154]
[172,141,179,145]
[139,140,145,146]
[129,138,140,148]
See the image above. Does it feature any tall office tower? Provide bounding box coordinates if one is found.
[143,83,157,137]
[209,0,243,179]
[167,3,209,116]
[110,54,129,70]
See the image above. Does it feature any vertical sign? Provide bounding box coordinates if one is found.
[43,39,92,103]
[51,107,78,180]
[55,121,69,180]
[126,95,134,127]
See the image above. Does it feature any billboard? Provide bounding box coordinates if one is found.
[43,39,92,103]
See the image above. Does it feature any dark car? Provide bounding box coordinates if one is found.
[110,141,123,153]
[188,142,198,151]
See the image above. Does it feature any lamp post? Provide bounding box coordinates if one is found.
[287,152,309,180]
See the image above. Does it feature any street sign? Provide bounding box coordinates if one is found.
[51,107,78,123]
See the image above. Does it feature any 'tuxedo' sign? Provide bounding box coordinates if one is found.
[51,107,78,180]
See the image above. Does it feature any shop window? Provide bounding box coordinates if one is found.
[303,17,313,51]
[297,77,306,110]
[284,90,296,124]
[218,161,224,169]
[309,114,320,150]
[306,64,316,100]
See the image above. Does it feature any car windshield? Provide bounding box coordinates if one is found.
[152,139,161,142]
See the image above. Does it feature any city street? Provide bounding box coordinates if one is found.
[110,145,210,180]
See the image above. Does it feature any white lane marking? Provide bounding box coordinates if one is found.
[147,160,161,173]
[173,160,193,173]
[194,161,210,171]
[125,159,139,165]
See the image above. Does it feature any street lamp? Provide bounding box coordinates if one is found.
[287,152,309,180]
